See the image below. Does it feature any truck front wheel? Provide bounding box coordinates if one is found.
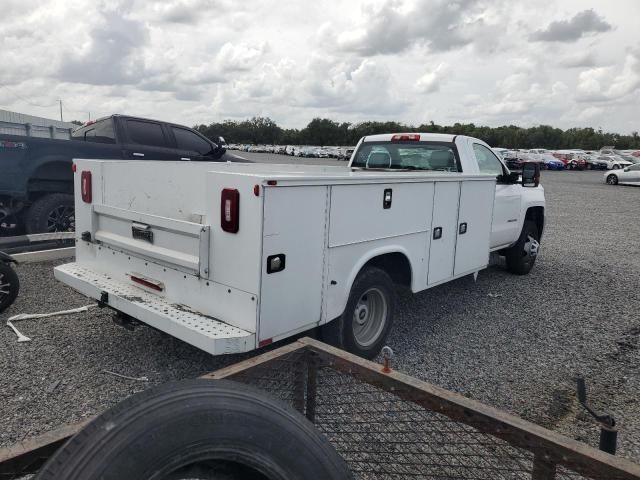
[24,193,75,234]
[505,220,540,275]
[322,267,395,359]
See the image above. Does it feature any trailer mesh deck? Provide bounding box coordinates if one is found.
[2,338,640,479]
[206,338,640,480]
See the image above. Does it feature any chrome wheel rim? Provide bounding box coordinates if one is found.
[352,288,387,348]
[607,175,617,185]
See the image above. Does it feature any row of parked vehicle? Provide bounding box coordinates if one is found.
[229,144,355,160]
[492,147,640,171]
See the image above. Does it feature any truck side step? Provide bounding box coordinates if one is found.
[54,263,255,355]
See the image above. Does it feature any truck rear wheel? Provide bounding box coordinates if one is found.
[322,267,395,359]
[505,220,540,275]
[24,193,75,234]
[36,379,353,480]
[0,263,20,313]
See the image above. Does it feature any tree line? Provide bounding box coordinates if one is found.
[196,117,640,150]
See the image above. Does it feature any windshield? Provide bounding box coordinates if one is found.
[351,141,459,171]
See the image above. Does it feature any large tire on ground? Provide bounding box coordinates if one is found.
[321,267,395,359]
[24,193,75,234]
[606,174,618,185]
[505,220,540,275]
[0,262,19,313]
[36,379,353,480]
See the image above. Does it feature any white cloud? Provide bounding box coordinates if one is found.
[216,42,269,72]
[530,9,612,42]
[415,64,449,93]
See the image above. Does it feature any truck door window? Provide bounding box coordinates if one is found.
[172,127,212,155]
[127,120,168,147]
[473,143,505,176]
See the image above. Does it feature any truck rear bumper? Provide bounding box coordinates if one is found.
[54,262,255,355]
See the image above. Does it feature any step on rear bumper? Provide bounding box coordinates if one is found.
[54,263,255,355]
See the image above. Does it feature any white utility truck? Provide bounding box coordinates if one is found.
[55,133,545,358]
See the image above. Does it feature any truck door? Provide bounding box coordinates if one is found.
[471,143,521,249]
[121,119,181,161]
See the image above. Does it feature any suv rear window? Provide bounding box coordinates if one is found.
[351,142,459,172]
[127,120,168,147]
[72,119,116,144]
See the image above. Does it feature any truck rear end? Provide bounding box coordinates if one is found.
[55,159,267,354]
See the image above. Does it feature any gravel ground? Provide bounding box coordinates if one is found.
[1,165,639,464]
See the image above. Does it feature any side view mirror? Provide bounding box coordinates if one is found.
[522,162,540,187]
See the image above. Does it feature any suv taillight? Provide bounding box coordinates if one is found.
[81,171,92,203]
[221,188,239,233]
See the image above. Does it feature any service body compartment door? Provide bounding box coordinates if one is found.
[259,186,328,341]
[428,181,460,286]
[329,183,433,247]
[453,180,494,276]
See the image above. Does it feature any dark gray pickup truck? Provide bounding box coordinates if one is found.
[0,114,233,234]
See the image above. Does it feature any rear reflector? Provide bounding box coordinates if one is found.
[391,134,420,142]
[221,188,240,233]
[81,171,92,203]
[130,274,164,291]
[259,338,273,348]
[72,163,77,173]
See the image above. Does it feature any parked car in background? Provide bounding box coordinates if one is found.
[551,151,587,170]
[0,114,230,234]
[598,155,633,170]
[543,157,564,170]
[604,163,640,185]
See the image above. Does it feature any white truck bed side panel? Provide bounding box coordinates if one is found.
[325,233,429,322]
[207,172,265,296]
[259,186,328,341]
[453,181,495,276]
[428,182,461,286]
[329,183,434,247]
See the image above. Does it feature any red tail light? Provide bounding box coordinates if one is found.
[391,134,420,142]
[130,274,164,291]
[221,188,240,233]
[81,171,92,203]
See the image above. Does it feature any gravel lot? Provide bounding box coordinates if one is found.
[1,162,639,464]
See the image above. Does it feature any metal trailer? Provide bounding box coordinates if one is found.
[1,337,639,480]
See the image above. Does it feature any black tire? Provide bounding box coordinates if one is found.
[606,174,618,185]
[24,193,75,234]
[321,267,395,359]
[612,164,620,170]
[36,379,353,480]
[505,220,540,275]
[0,262,20,313]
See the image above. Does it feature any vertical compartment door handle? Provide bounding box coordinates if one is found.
[458,222,468,235]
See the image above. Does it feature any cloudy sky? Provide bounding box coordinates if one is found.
[1,0,639,133]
